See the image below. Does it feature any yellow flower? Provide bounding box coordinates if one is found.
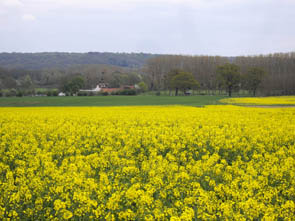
[0,105,294,220]
[62,209,73,220]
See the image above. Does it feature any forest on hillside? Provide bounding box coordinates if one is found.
[0,52,294,96]
[0,52,157,69]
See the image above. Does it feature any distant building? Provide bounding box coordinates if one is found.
[80,83,136,94]
[101,88,121,93]
[121,85,135,90]
[80,84,102,93]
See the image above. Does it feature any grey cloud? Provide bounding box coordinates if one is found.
[0,0,294,55]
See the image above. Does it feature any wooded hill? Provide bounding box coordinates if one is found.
[0,52,157,70]
[0,51,295,96]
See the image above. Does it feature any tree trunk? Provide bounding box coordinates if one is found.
[175,88,179,96]
[228,87,232,97]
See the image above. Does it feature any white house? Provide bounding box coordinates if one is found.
[80,85,102,92]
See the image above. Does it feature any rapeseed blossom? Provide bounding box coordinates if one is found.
[221,95,295,105]
[0,105,294,220]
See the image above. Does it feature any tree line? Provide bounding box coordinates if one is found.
[0,52,157,70]
[0,64,144,96]
[151,63,266,97]
[143,52,295,96]
[0,52,294,97]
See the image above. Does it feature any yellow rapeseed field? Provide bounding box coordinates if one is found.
[0,106,295,220]
[221,96,295,105]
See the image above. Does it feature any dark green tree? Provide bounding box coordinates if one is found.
[245,67,266,96]
[62,76,85,95]
[0,67,17,89]
[170,71,199,96]
[217,63,240,97]
[164,69,182,95]
[20,75,34,90]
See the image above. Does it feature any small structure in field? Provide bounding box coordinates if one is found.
[80,84,103,93]
[80,82,109,92]
[58,92,66,96]
[184,90,192,96]
[79,83,136,94]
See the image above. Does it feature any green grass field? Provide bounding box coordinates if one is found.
[0,95,225,107]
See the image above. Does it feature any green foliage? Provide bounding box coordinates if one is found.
[244,67,266,96]
[62,76,85,95]
[0,68,17,89]
[16,90,23,97]
[77,91,88,96]
[170,71,200,96]
[109,72,141,88]
[217,63,241,97]
[19,75,34,90]
[5,89,17,97]
[46,90,58,96]
[138,81,148,93]
[164,69,181,90]
[114,89,137,96]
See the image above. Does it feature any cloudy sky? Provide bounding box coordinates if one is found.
[0,0,295,56]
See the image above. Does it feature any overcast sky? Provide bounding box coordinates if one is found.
[0,0,295,56]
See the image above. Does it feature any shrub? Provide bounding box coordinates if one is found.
[6,89,17,97]
[119,89,137,95]
[16,90,23,97]
[77,91,88,96]
[137,81,148,93]
[46,91,53,96]
[52,91,58,96]
[36,90,45,96]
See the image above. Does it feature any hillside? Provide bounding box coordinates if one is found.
[0,52,158,70]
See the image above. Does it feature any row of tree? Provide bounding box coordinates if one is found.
[1,52,294,96]
[0,64,142,93]
[143,53,295,96]
[163,64,265,97]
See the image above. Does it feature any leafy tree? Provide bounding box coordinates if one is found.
[137,81,148,93]
[0,67,17,89]
[125,72,141,85]
[164,69,183,95]
[109,72,124,88]
[19,75,34,90]
[170,71,199,96]
[217,63,240,97]
[245,67,266,96]
[62,76,85,95]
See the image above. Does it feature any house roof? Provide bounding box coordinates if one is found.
[101,88,121,93]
